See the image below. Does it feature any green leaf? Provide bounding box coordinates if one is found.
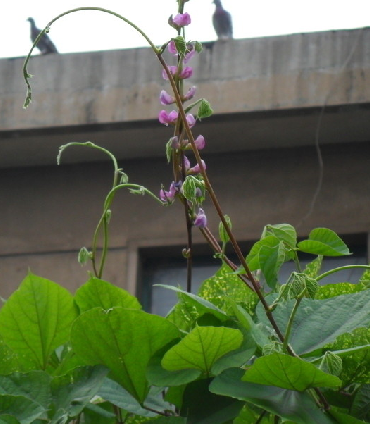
[172,36,186,55]
[246,236,280,270]
[0,371,50,411]
[83,402,116,424]
[210,331,255,375]
[351,384,370,421]
[162,326,242,375]
[97,377,156,417]
[197,99,213,120]
[71,307,179,402]
[0,337,19,374]
[181,378,244,424]
[218,215,232,244]
[210,368,335,424]
[181,176,198,202]
[0,273,77,370]
[264,224,297,248]
[157,285,227,321]
[257,289,370,355]
[297,228,351,256]
[317,351,342,377]
[147,342,201,387]
[198,264,258,316]
[75,277,141,313]
[326,328,370,385]
[146,418,186,423]
[0,416,20,424]
[258,242,286,288]
[328,409,368,423]
[315,282,364,299]
[242,353,341,391]
[303,255,323,278]
[0,395,46,424]
[50,365,109,423]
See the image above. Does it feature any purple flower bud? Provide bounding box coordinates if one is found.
[168,40,178,55]
[179,66,193,79]
[159,110,178,126]
[184,48,196,64]
[160,181,177,203]
[172,13,191,27]
[194,208,207,228]
[183,156,190,170]
[183,86,196,101]
[162,66,178,81]
[188,159,206,174]
[194,135,205,150]
[170,136,180,149]
[160,90,175,105]
[186,114,196,128]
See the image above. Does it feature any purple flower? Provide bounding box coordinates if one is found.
[183,86,196,101]
[168,40,178,55]
[188,159,206,174]
[162,66,178,81]
[184,47,196,64]
[160,90,175,105]
[183,156,190,170]
[159,110,178,126]
[160,181,177,203]
[194,135,205,150]
[172,13,191,27]
[170,136,180,149]
[179,67,193,79]
[186,114,196,128]
[194,208,207,228]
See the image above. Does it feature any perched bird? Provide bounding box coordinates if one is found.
[212,0,233,41]
[27,18,58,55]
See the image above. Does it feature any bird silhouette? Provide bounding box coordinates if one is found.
[212,0,233,41]
[27,18,58,55]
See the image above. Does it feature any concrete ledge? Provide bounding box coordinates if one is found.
[1,28,369,131]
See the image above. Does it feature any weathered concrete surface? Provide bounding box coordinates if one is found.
[1,28,369,131]
[1,29,370,296]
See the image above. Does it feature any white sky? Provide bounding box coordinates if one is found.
[1,0,369,58]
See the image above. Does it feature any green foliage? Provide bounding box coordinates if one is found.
[297,228,351,256]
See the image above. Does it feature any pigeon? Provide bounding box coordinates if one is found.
[212,0,233,40]
[27,18,58,55]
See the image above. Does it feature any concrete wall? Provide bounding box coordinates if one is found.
[1,29,370,299]
[1,28,369,131]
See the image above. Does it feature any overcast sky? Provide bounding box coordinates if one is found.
[1,0,369,58]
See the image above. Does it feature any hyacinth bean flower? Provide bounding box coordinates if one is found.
[172,13,191,27]
[194,135,205,150]
[162,66,193,81]
[188,159,206,175]
[160,90,176,105]
[194,208,207,228]
[159,110,178,126]
[186,114,196,128]
[160,181,177,203]
[183,86,196,101]
[168,40,178,56]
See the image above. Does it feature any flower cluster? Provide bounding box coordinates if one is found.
[158,10,207,228]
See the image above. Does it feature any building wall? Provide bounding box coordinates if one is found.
[1,141,369,298]
[1,29,370,299]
